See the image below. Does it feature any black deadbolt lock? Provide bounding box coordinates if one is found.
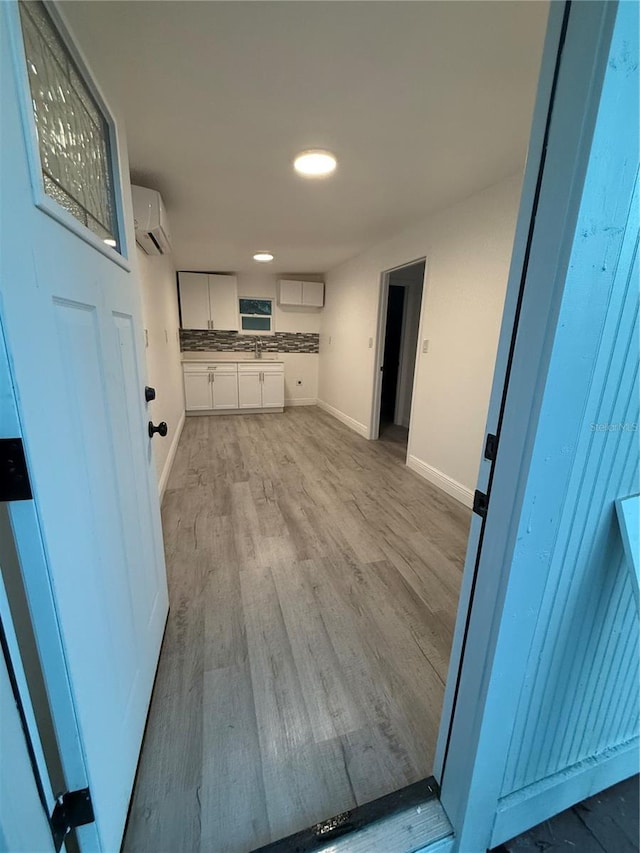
[145,386,156,402]
[148,421,168,438]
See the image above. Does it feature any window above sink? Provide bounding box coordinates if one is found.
[239,297,273,333]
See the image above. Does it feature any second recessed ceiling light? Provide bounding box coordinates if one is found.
[294,149,337,178]
[253,252,274,262]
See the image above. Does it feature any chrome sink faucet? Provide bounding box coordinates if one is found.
[254,339,262,359]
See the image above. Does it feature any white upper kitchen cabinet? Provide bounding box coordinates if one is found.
[279,279,303,305]
[208,274,239,330]
[179,272,210,330]
[302,280,324,307]
[278,279,324,308]
[178,271,239,330]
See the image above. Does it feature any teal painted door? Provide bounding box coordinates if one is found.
[0,4,168,850]
[438,2,639,850]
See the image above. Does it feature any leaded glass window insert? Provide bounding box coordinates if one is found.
[18,1,120,249]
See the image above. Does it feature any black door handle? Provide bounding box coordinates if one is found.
[145,386,156,402]
[148,421,168,438]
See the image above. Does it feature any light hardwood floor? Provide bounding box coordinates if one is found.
[123,406,471,853]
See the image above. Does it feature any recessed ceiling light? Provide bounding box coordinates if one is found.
[103,238,117,247]
[294,149,337,178]
[253,252,274,263]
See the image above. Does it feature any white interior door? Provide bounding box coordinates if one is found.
[0,5,168,850]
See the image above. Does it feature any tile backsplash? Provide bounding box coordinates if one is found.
[180,329,319,353]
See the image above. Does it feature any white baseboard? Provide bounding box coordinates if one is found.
[158,410,185,500]
[407,454,474,508]
[317,399,370,438]
[285,397,317,407]
[491,736,639,848]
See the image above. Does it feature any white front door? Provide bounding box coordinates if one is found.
[0,4,168,850]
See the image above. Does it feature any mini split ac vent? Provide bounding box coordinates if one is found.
[131,185,171,256]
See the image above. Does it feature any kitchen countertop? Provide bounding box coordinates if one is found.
[181,351,283,363]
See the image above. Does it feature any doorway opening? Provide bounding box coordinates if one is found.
[374,259,426,451]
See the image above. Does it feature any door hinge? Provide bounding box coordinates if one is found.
[484,432,498,461]
[51,788,95,850]
[473,489,489,518]
[0,438,32,502]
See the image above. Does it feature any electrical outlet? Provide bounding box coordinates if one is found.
[165,329,169,343]
[144,329,149,348]
[368,337,373,349]
[422,339,430,354]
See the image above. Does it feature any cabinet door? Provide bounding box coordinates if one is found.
[179,272,211,329]
[209,274,239,331]
[261,369,285,408]
[302,281,324,307]
[238,370,262,408]
[279,279,303,306]
[211,370,239,410]
[184,371,213,410]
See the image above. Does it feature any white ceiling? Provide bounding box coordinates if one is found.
[61,1,549,274]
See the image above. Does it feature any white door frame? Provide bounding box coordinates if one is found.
[434,2,628,850]
[370,257,427,440]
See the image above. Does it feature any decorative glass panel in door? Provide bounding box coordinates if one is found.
[18,1,120,249]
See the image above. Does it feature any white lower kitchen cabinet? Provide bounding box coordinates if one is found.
[183,368,211,411]
[238,368,262,409]
[183,361,284,414]
[237,363,285,409]
[261,366,285,408]
[183,363,239,411]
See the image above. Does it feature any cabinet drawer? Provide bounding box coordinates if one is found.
[238,362,283,374]
[183,363,209,373]
[209,364,238,374]
[183,362,238,373]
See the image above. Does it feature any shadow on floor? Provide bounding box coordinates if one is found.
[493,775,639,853]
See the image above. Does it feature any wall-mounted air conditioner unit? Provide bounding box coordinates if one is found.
[132,185,171,255]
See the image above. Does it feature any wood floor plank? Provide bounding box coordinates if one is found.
[240,561,356,840]
[123,406,471,852]
[271,557,366,743]
[200,665,270,853]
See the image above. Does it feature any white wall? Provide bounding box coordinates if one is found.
[318,174,523,503]
[137,248,185,495]
[233,271,321,405]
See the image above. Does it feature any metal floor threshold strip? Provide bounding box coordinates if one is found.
[252,777,453,853]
